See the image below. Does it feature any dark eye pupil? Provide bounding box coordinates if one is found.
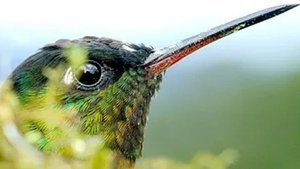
[75,62,102,86]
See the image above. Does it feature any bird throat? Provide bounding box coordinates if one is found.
[77,68,163,160]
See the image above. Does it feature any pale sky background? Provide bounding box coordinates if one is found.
[0,0,300,79]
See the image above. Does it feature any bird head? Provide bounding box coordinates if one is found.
[7,4,298,163]
[11,37,163,160]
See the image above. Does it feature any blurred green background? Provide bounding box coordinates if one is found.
[143,63,300,168]
[1,0,300,169]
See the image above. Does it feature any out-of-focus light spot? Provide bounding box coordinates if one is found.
[72,139,86,154]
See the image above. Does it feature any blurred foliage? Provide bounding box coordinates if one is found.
[0,77,113,169]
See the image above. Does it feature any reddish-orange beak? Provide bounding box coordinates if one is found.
[144,4,298,77]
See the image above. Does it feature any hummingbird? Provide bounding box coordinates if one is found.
[4,4,298,169]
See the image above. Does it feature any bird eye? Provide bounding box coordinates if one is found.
[63,60,104,90]
[74,61,102,86]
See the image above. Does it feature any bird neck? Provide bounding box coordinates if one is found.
[77,70,163,160]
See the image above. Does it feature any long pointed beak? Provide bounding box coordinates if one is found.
[144,4,299,77]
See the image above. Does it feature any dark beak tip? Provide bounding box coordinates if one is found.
[288,4,299,9]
